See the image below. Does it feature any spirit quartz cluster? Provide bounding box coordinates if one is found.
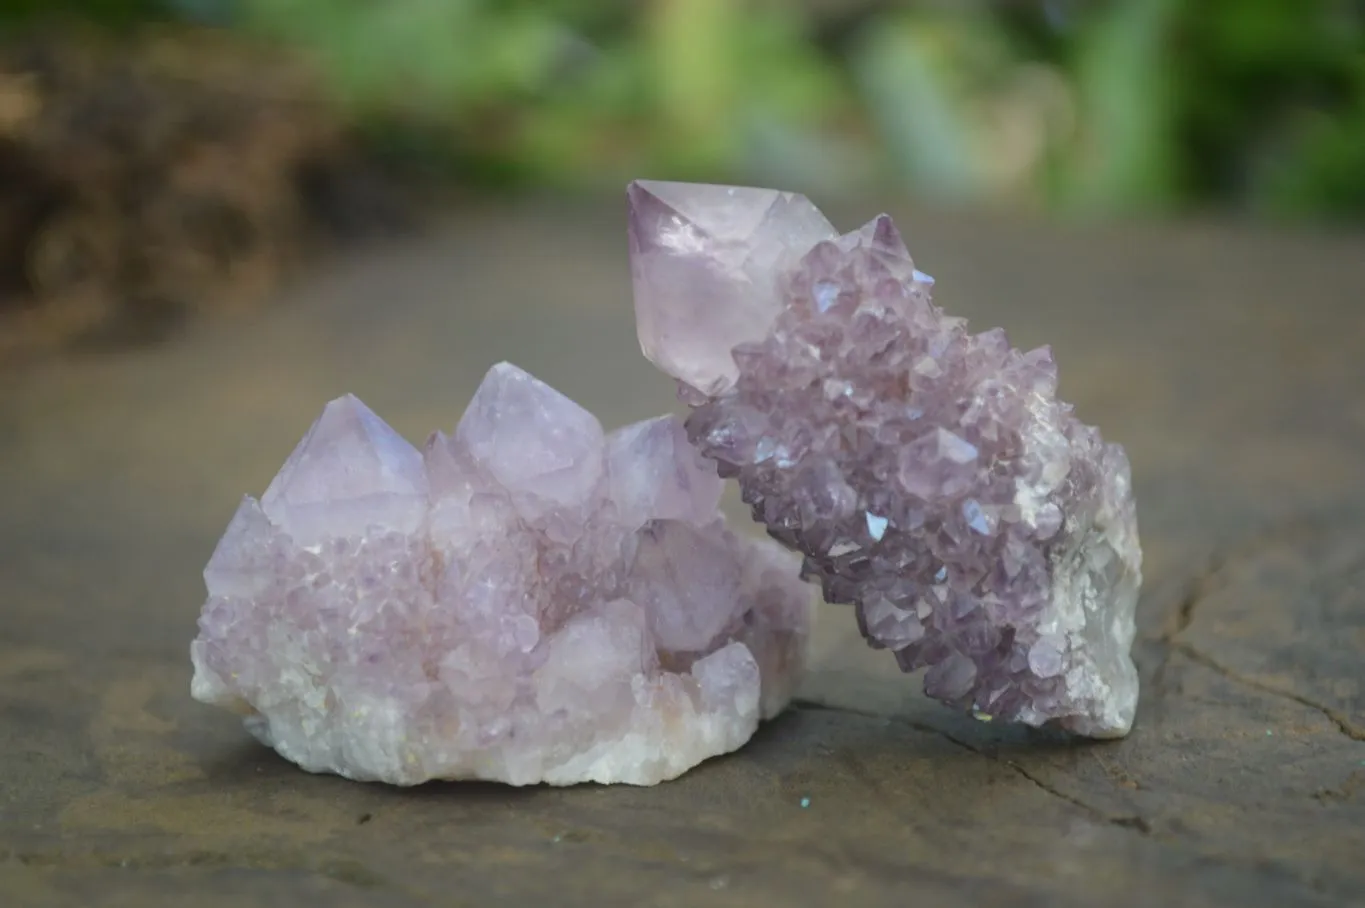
[191,179,1142,791]
[190,364,810,786]
[628,180,1142,738]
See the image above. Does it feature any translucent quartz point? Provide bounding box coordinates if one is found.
[628,179,837,396]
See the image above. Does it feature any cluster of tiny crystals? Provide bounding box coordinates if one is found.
[190,363,810,786]
[628,180,1141,737]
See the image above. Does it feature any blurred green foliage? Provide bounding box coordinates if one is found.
[230,0,864,192]
[5,0,1365,219]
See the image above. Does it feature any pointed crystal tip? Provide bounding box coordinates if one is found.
[260,393,427,542]
[626,179,837,396]
[455,362,605,513]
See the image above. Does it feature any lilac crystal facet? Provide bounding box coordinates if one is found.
[190,364,811,785]
[628,179,837,396]
[627,180,1142,738]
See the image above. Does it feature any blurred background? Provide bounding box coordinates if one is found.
[1,0,1362,361]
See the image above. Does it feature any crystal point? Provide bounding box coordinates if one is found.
[627,180,1142,738]
[455,362,606,518]
[191,372,811,786]
[627,179,836,396]
[605,415,723,527]
[260,393,427,543]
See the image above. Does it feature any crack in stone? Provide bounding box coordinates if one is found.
[1147,560,1228,697]
[1169,641,1365,742]
[1155,516,1342,644]
[1168,558,1226,641]
[790,699,1151,834]
[1149,515,1360,723]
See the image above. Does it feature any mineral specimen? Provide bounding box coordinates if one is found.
[190,363,811,786]
[627,179,1141,738]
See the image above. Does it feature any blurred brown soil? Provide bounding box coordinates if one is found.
[0,25,408,366]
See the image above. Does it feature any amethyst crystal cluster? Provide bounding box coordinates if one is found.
[628,180,1141,737]
[190,363,810,786]
[191,179,1140,791]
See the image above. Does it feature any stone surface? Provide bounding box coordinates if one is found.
[628,182,1141,738]
[3,203,1364,907]
[190,364,811,787]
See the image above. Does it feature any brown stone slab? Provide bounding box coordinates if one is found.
[2,200,1363,906]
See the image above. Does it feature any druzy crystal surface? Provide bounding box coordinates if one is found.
[628,179,1141,737]
[190,363,810,786]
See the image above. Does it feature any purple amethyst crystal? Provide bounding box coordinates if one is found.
[190,363,811,786]
[627,180,1141,737]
